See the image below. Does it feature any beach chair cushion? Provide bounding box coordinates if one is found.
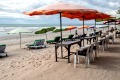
[0,44,6,46]
[26,39,46,49]
[62,34,74,41]
[46,36,60,43]
[81,34,87,37]
[0,44,6,53]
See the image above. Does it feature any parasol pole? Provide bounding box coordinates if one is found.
[83,16,85,46]
[108,19,110,31]
[59,12,63,58]
[45,32,48,40]
[94,19,96,33]
[115,17,116,28]
[70,30,71,34]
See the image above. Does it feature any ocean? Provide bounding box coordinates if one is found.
[0,24,118,37]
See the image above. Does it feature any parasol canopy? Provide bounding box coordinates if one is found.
[78,25,89,29]
[24,2,98,61]
[67,26,77,34]
[8,27,32,48]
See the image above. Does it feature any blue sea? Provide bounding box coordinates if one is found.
[0,24,117,37]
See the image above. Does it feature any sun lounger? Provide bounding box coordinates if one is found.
[46,36,61,44]
[26,39,46,49]
[62,34,74,41]
[0,44,7,57]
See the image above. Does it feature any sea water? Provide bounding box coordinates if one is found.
[0,24,118,37]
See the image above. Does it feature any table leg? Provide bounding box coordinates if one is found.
[90,39,92,44]
[87,39,88,44]
[55,46,58,62]
[68,45,71,63]
[78,42,81,47]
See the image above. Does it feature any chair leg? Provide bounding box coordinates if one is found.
[112,39,114,44]
[102,45,104,51]
[95,50,97,58]
[97,46,99,53]
[74,54,77,68]
[61,52,63,58]
[85,56,90,68]
[90,51,94,62]
[77,56,80,64]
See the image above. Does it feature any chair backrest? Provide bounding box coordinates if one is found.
[0,45,6,53]
[68,34,74,39]
[89,33,94,37]
[34,39,45,46]
[81,34,87,37]
[94,41,99,46]
[54,36,61,42]
[77,45,90,56]
[95,32,99,35]
[99,38,105,45]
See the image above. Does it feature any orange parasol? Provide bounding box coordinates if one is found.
[67,26,77,30]
[67,26,77,34]
[62,12,111,32]
[78,25,89,29]
[24,2,98,57]
[24,2,98,16]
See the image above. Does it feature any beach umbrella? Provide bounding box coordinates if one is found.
[78,25,89,29]
[52,28,67,33]
[35,28,48,40]
[8,27,32,48]
[24,2,98,59]
[35,27,55,40]
[67,26,77,34]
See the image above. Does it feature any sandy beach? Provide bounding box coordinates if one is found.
[0,28,120,80]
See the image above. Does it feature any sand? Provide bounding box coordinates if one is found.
[0,28,120,80]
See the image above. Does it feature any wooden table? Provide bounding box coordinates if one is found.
[55,40,81,63]
[80,36,97,44]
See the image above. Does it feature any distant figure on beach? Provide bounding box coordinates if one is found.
[87,28,88,31]
[114,27,117,30]
[99,30,102,36]
[75,30,78,35]
[74,30,78,38]
[110,27,114,32]
[93,28,96,32]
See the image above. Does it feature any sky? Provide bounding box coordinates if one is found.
[0,0,120,24]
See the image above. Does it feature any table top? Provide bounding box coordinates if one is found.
[79,36,96,39]
[55,40,81,46]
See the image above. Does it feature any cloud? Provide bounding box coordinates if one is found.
[0,0,120,24]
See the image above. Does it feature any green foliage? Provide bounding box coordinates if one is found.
[53,28,67,33]
[35,27,55,34]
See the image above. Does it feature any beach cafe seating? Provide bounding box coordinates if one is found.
[93,41,100,58]
[26,39,46,49]
[115,30,120,38]
[77,33,87,39]
[108,33,114,44]
[46,36,61,44]
[98,38,106,51]
[0,44,7,57]
[74,44,93,68]
[62,34,74,41]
